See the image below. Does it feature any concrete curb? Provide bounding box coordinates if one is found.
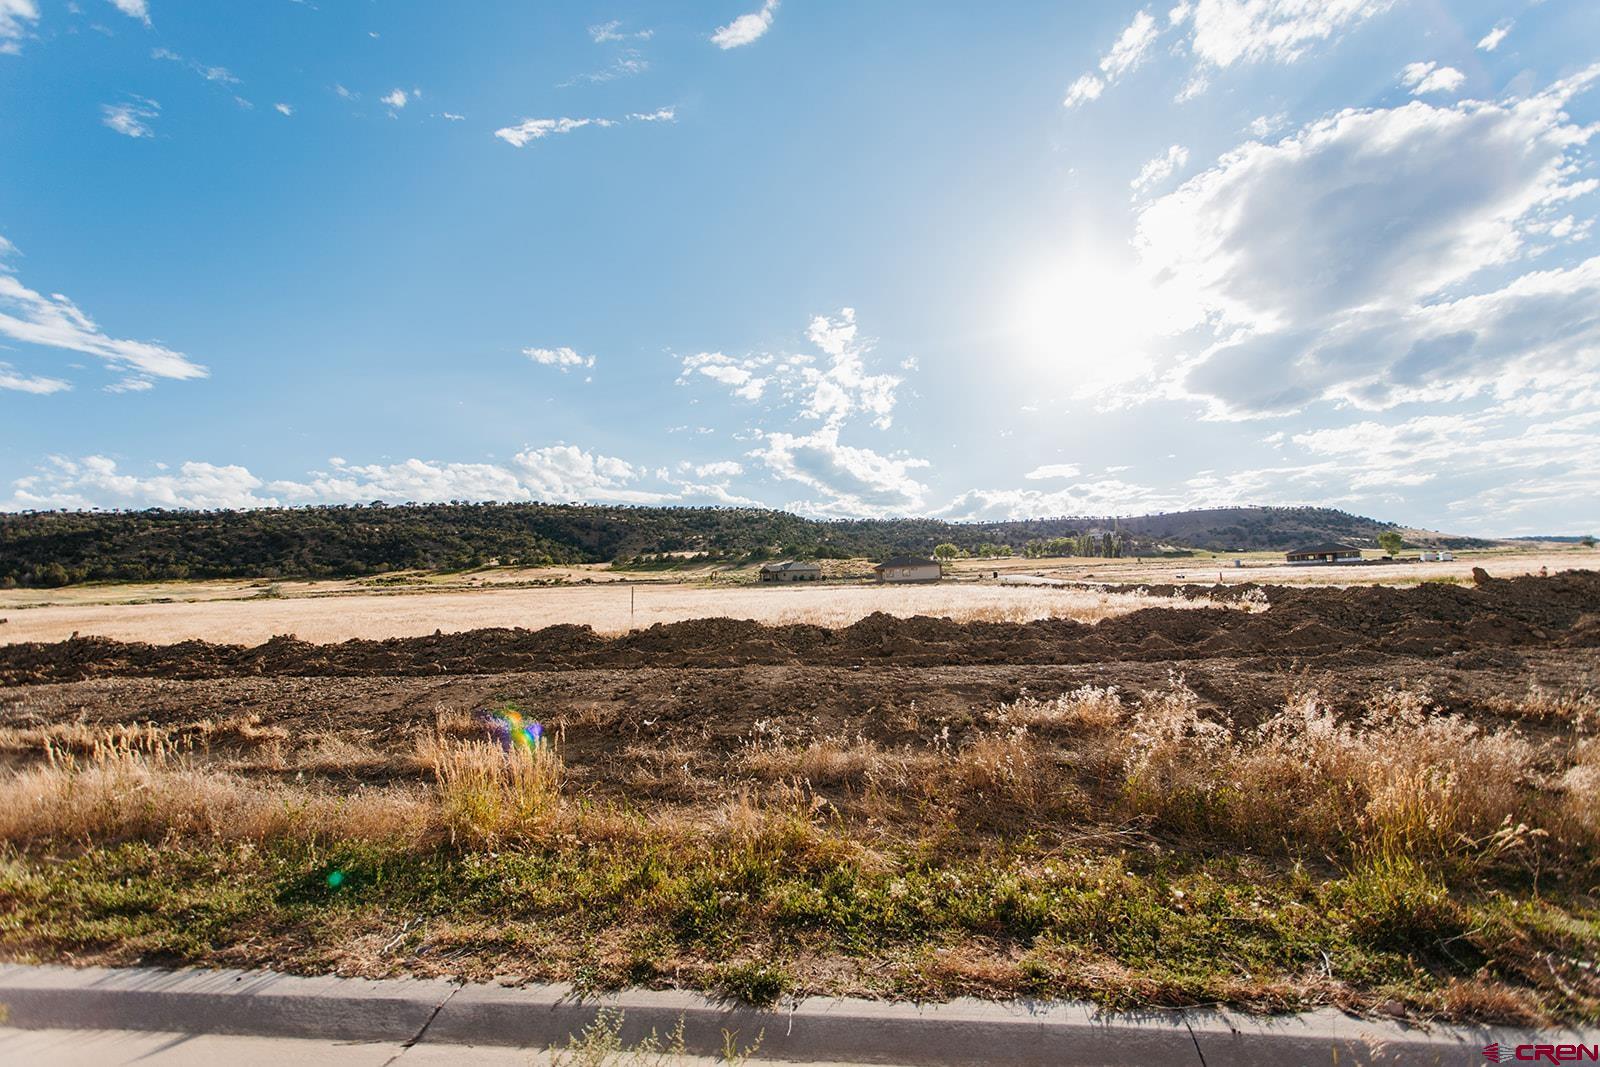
[1,964,1595,1065]
[0,964,456,1043]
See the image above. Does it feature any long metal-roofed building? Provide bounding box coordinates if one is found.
[1285,543,1364,565]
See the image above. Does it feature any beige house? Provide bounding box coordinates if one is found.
[759,560,823,582]
[872,556,942,583]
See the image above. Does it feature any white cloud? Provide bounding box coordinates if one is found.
[1477,21,1512,52]
[509,446,671,504]
[753,426,928,516]
[1068,1,1395,107]
[272,448,672,507]
[1,0,40,54]
[564,52,648,85]
[6,456,270,511]
[940,479,1184,521]
[679,351,768,400]
[1399,61,1466,96]
[680,308,923,515]
[1062,74,1105,109]
[692,460,743,478]
[1024,464,1082,480]
[1133,69,1600,418]
[1188,0,1394,68]
[153,45,248,99]
[440,112,465,121]
[381,88,409,110]
[523,346,595,372]
[0,234,207,384]
[274,102,292,116]
[3,448,745,512]
[680,308,905,430]
[1139,74,1599,334]
[496,116,606,146]
[106,0,147,24]
[491,105,678,149]
[711,0,778,49]
[798,308,902,430]
[1130,144,1189,195]
[1247,112,1288,138]
[1101,10,1159,79]
[1174,74,1210,102]
[1063,9,1157,107]
[0,362,70,394]
[334,84,356,100]
[675,482,760,507]
[589,20,652,43]
[101,96,159,138]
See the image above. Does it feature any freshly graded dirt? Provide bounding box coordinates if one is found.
[2,570,1595,686]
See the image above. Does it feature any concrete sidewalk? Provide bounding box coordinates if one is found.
[0,1027,881,1067]
[0,963,1594,1065]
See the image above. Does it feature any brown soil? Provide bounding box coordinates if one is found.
[2,572,1597,1024]
[3,571,1595,686]
[3,572,1596,782]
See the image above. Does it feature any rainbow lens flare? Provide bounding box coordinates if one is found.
[480,707,545,756]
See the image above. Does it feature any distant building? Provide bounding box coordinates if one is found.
[1286,543,1363,565]
[759,560,822,582]
[873,556,942,583]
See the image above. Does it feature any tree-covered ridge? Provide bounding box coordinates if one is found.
[0,502,1477,587]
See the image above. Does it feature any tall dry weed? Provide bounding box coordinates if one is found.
[1114,684,1563,864]
[0,734,427,847]
[423,735,563,847]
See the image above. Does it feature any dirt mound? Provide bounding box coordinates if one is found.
[3,571,1597,685]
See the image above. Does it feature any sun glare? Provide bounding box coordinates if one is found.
[1012,257,1157,393]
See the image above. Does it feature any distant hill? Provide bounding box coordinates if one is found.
[1099,506,1492,552]
[1507,535,1597,544]
[0,502,1490,588]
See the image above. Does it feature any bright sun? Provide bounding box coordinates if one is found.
[1012,257,1157,393]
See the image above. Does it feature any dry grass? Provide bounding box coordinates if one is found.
[423,735,564,848]
[0,682,1592,872]
[730,681,1598,868]
[0,681,1597,1022]
[0,737,431,847]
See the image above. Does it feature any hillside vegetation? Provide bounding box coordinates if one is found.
[0,502,1486,588]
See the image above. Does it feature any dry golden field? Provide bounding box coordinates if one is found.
[2,545,1591,646]
[948,544,1600,586]
[0,581,1230,645]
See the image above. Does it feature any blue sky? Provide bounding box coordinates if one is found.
[2,0,1598,536]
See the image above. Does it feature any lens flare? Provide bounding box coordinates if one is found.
[480,707,545,756]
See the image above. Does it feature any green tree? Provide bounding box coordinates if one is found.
[1378,531,1404,555]
[933,542,961,560]
[1581,534,1597,548]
